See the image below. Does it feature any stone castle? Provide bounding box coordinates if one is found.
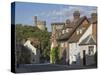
[33,16,47,31]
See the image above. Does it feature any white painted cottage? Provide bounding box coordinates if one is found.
[68,21,97,66]
[58,16,92,65]
[68,16,91,65]
[53,11,97,66]
[24,39,40,64]
[79,34,96,65]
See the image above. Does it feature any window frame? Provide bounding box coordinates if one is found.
[88,46,94,55]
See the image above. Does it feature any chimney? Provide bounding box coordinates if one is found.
[73,10,80,21]
[66,19,71,25]
[91,13,97,23]
[33,16,37,26]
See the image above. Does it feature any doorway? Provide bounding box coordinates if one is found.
[83,50,86,66]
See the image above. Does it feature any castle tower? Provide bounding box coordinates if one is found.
[33,16,37,26]
[43,21,46,25]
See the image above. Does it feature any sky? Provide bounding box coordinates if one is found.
[15,2,97,32]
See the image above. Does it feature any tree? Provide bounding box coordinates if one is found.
[15,24,51,63]
[50,47,59,64]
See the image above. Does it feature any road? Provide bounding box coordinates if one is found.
[15,63,97,73]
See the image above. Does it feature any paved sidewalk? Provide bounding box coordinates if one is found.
[15,63,97,73]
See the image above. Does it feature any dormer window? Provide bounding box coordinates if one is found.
[66,29,69,33]
[62,30,66,34]
[62,28,72,34]
[62,30,64,34]
[76,30,80,35]
[76,28,82,35]
[80,29,82,34]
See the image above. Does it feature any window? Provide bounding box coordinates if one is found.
[62,30,65,34]
[80,29,82,34]
[76,28,83,35]
[88,46,94,55]
[62,30,66,34]
[82,27,85,30]
[76,30,79,35]
[61,42,66,47]
[66,29,69,33]
[61,43,64,47]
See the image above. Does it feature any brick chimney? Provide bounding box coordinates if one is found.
[91,13,97,23]
[73,10,80,22]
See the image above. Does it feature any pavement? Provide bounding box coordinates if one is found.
[15,63,97,73]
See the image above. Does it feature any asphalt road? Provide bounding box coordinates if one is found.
[15,63,97,73]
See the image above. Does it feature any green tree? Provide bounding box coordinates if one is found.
[50,47,59,64]
[15,24,51,63]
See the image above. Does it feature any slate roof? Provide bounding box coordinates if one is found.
[79,35,96,45]
[57,32,72,41]
[58,16,89,41]
[68,16,90,43]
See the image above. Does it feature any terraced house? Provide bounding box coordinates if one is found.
[51,10,97,66]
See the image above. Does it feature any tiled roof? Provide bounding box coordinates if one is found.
[58,16,89,41]
[68,16,90,43]
[57,32,72,41]
[79,35,96,45]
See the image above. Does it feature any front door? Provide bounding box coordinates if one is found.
[83,50,86,66]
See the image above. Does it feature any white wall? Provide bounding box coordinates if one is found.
[24,40,40,63]
[69,43,80,65]
[24,40,37,55]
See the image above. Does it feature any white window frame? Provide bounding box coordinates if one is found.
[88,46,94,55]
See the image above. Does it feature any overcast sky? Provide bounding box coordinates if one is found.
[15,2,97,32]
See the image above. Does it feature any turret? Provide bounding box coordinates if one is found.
[33,16,37,26]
